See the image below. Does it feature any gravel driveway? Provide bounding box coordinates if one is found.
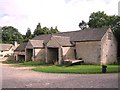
[1,63,119,88]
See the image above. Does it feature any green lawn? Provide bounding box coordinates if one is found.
[2,60,119,74]
[32,65,119,74]
[2,60,46,67]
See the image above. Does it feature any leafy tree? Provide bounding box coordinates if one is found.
[33,23,42,36]
[88,11,108,28]
[78,20,87,30]
[24,28,32,42]
[26,28,32,38]
[33,23,60,36]
[2,26,23,44]
[41,27,50,34]
[50,26,59,34]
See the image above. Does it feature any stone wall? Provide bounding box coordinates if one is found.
[75,41,101,64]
[34,48,45,62]
[62,47,75,60]
[101,28,117,64]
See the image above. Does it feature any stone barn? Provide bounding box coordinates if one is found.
[14,27,117,65]
[14,42,27,62]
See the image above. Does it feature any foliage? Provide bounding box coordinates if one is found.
[49,26,59,34]
[33,23,42,36]
[42,27,50,34]
[1,26,23,44]
[78,20,87,30]
[32,65,119,74]
[25,28,32,38]
[24,28,32,42]
[1,23,60,44]
[33,23,59,36]
[88,11,108,27]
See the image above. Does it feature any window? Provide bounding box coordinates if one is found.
[108,32,112,40]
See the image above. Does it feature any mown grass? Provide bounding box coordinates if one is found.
[32,65,120,74]
[2,60,46,67]
[17,61,46,66]
[2,60,120,74]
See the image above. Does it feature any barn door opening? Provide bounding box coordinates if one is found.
[26,49,33,61]
[47,48,59,64]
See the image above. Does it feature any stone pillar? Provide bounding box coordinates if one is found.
[25,48,27,62]
[45,46,48,63]
[32,48,35,61]
[58,46,63,65]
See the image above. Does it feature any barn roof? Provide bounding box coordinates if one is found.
[47,35,72,47]
[52,35,72,46]
[0,44,13,51]
[14,42,27,52]
[32,27,109,42]
[55,27,109,42]
[72,27,109,41]
[32,34,51,44]
[26,40,44,49]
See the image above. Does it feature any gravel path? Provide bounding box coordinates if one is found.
[2,63,119,88]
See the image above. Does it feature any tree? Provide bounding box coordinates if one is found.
[78,20,87,30]
[33,23,60,36]
[33,23,42,36]
[26,28,32,38]
[88,11,108,28]
[2,26,23,44]
[42,27,50,34]
[50,26,59,34]
[24,28,32,42]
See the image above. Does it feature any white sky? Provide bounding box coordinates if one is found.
[0,0,119,34]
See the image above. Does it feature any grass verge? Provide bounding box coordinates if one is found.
[32,65,120,74]
[2,60,120,74]
[2,60,46,67]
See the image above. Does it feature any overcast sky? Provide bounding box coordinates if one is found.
[0,0,119,34]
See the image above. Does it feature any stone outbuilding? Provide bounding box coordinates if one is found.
[14,42,27,62]
[14,27,117,65]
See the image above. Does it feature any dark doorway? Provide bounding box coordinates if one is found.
[26,49,33,61]
[18,55,25,62]
[47,48,59,64]
[74,49,77,59]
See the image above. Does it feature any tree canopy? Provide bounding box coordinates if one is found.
[79,20,87,30]
[1,26,23,44]
[1,23,60,44]
[33,23,59,36]
[23,28,32,42]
